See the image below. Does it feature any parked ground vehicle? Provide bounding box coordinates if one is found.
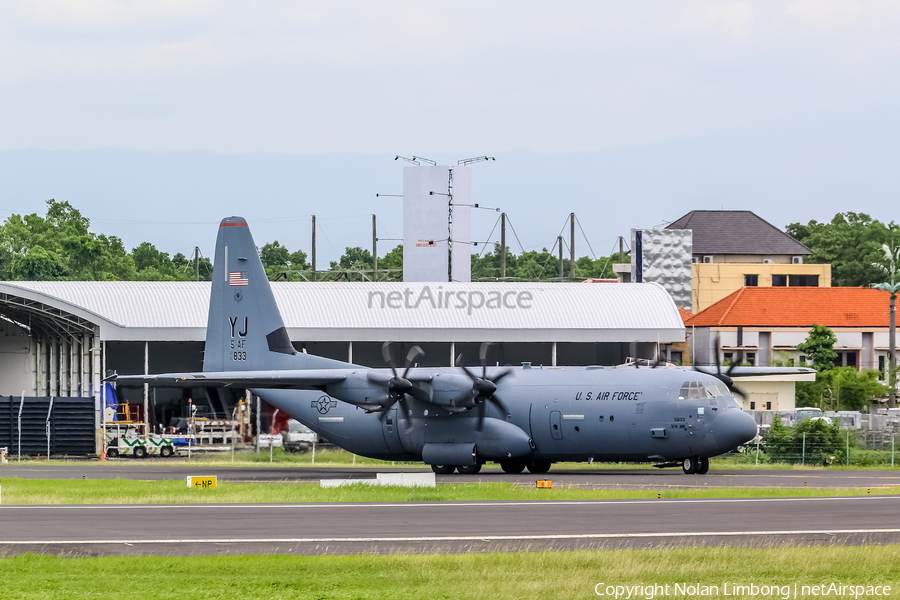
[105,423,176,458]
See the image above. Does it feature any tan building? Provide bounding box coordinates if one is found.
[666,210,831,313]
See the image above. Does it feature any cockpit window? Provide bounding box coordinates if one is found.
[707,383,730,397]
[679,381,731,400]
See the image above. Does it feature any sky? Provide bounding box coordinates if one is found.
[1,1,899,264]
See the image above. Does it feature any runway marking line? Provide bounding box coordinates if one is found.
[3,495,899,510]
[3,528,900,546]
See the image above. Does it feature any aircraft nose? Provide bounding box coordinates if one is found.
[716,408,759,449]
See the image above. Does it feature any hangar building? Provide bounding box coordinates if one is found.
[0,280,685,428]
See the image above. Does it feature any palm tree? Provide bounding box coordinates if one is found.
[873,244,900,407]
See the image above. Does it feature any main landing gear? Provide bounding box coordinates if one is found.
[431,461,552,475]
[431,463,484,475]
[681,456,709,475]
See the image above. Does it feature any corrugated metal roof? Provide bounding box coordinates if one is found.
[0,281,685,343]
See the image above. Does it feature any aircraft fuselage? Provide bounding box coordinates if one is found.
[254,365,758,465]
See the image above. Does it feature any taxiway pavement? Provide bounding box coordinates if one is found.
[1,495,899,557]
[2,463,900,490]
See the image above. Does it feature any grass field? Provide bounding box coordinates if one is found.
[1,477,898,504]
[1,545,898,599]
[14,446,900,470]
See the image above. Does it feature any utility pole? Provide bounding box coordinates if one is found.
[194,246,200,281]
[619,236,624,263]
[311,215,317,282]
[891,293,897,407]
[874,244,900,408]
[570,212,576,278]
[500,212,507,279]
[558,236,563,280]
[372,214,377,282]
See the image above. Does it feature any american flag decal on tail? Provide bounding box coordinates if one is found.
[229,271,249,286]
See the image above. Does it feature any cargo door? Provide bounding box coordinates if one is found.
[381,408,405,453]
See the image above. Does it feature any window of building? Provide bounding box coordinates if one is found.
[800,355,807,365]
[744,274,759,287]
[788,274,819,287]
[879,355,885,374]
[772,274,787,287]
[723,352,733,365]
[846,352,857,368]
[750,401,756,410]
[745,352,756,366]
[670,351,683,366]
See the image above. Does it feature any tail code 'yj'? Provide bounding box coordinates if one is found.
[204,216,345,372]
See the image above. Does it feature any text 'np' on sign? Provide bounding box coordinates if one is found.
[187,476,217,489]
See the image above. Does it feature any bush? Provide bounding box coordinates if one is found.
[766,414,851,465]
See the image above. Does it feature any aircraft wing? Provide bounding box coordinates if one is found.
[692,366,816,377]
[107,369,355,389]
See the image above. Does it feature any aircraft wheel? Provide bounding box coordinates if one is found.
[681,456,698,475]
[527,460,552,474]
[431,464,456,475]
[106,448,119,459]
[133,446,148,459]
[160,446,174,458]
[500,461,526,474]
[697,457,710,475]
[456,463,482,475]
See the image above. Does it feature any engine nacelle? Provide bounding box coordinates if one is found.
[325,371,391,408]
[428,372,478,409]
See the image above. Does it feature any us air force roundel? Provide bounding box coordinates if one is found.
[313,396,338,414]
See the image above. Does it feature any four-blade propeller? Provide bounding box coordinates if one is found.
[457,342,512,431]
[691,338,746,398]
[375,342,424,421]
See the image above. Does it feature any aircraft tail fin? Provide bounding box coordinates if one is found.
[204,217,345,372]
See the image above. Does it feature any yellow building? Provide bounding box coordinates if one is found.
[666,210,831,313]
[692,261,831,313]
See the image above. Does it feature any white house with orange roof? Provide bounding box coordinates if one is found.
[683,287,891,410]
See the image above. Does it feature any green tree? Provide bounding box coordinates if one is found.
[796,367,886,411]
[289,249,309,271]
[471,243,516,280]
[260,241,290,268]
[331,246,373,271]
[786,213,898,287]
[797,324,838,372]
[19,245,63,280]
[131,242,186,281]
[379,245,403,270]
[0,199,144,280]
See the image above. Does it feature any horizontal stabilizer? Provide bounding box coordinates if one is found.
[108,369,354,389]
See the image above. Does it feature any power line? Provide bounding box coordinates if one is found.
[504,215,527,254]
[574,214,597,260]
[476,214,502,259]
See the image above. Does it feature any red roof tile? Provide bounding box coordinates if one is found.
[678,306,693,324]
[684,287,892,328]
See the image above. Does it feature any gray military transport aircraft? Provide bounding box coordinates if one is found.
[111,217,813,475]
